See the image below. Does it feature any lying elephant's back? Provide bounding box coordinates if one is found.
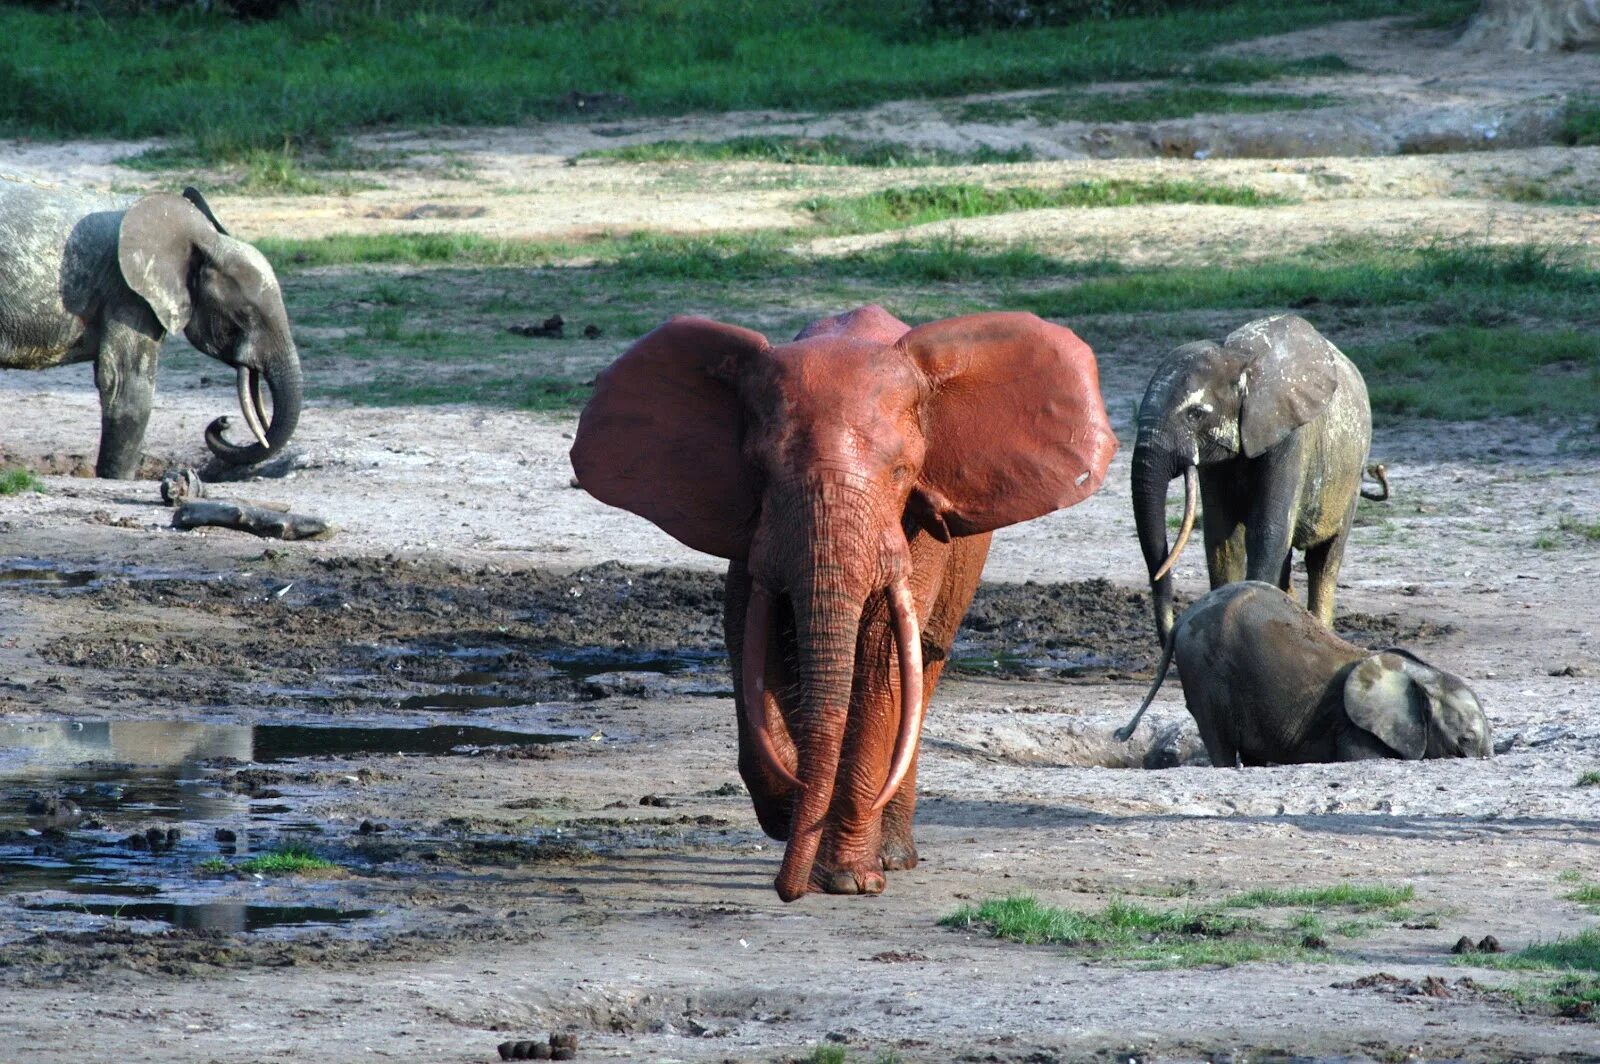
[0,175,133,369]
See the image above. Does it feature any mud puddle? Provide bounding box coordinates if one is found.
[0,718,574,935]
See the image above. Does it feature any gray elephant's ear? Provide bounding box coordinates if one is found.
[117,193,219,335]
[1344,652,1427,759]
[1232,314,1341,458]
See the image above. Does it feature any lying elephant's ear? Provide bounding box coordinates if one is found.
[118,193,219,335]
[1344,652,1428,759]
[903,312,1117,538]
[571,317,768,561]
[1231,314,1341,459]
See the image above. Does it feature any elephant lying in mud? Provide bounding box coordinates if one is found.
[1132,314,1382,645]
[0,178,302,478]
[1117,581,1492,766]
[573,305,1116,900]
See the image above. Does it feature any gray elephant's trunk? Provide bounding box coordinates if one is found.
[205,339,303,466]
[1132,437,1185,645]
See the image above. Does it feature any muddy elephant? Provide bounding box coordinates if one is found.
[1132,314,1382,646]
[0,179,302,478]
[1117,581,1491,765]
[572,305,1116,900]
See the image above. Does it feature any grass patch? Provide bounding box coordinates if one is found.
[1491,176,1600,208]
[804,179,1290,232]
[957,86,1335,125]
[578,135,1035,167]
[1560,96,1600,147]
[1226,883,1415,912]
[941,895,1336,968]
[1354,327,1600,422]
[1467,929,1600,973]
[1579,771,1600,787]
[1565,884,1600,909]
[0,1,1456,162]
[235,843,338,876]
[0,468,44,495]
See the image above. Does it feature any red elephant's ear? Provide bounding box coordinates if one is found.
[902,312,1117,538]
[571,316,769,560]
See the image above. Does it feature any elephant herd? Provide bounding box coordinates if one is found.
[0,178,1489,903]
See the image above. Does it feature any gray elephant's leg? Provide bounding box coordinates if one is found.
[1278,552,1293,594]
[1304,502,1356,629]
[93,325,161,480]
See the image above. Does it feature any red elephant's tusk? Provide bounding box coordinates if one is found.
[870,573,924,815]
[742,583,803,791]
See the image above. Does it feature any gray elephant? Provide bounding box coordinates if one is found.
[0,177,302,478]
[1131,314,1383,645]
[1116,581,1492,766]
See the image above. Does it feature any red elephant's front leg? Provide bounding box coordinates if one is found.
[878,531,991,872]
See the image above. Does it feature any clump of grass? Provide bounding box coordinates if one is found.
[1560,96,1600,147]
[805,179,1290,233]
[1492,176,1600,207]
[236,843,338,875]
[957,86,1335,125]
[1466,929,1600,973]
[579,136,1035,167]
[0,468,44,495]
[1578,771,1600,787]
[1565,884,1600,909]
[1557,516,1600,542]
[1226,883,1415,912]
[939,895,1314,967]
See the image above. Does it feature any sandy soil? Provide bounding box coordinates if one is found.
[2,15,1600,1064]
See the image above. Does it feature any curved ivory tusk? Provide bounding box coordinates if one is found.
[742,583,803,791]
[870,575,925,815]
[1152,464,1198,582]
[236,367,271,449]
[250,368,271,442]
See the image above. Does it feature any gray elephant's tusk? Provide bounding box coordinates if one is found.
[236,367,271,449]
[1152,464,1198,582]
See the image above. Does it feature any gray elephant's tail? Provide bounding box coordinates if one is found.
[1360,462,1390,502]
[1115,630,1178,742]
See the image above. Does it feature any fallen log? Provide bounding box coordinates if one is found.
[172,500,333,541]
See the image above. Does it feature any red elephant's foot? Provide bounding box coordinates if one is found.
[813,866,886,895]
[879,834,918,872]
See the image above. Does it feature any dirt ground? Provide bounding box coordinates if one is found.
[2,15,1600,1064]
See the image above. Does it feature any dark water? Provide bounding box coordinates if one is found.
[0,718,572,933]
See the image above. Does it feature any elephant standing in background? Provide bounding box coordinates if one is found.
[1131,314,1381,646]
[0,178,302,478]
[573,305,1116,900]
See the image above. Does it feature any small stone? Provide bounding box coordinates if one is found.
[215,828,237,843]
[165,828,181,846]
[497,1042,515,1061]
[582,324,601,339]
[1477,935,1503,953]
[1451,935,1477,954]
[145,826,166,849]
[549,1032,579,1051]
[531,1042,553,1059]
[127,833,149,851]
[550,1049,573,1061]
[638,795,672,808]
[359,820,375,835]
[1301,934,1329,950]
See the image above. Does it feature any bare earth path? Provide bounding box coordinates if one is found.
[2,16,1599,1064]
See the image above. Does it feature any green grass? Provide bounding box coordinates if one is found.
[1467,929,1600,973]
[941,895,1334,968]
[1225,883,1415,912]
[0,1,1460,162]
[0,468,44,495]
[577,135,1036,167]
[1566,885,1600,909]
[1560,96,1600,147]
[803,179,1290,232]
[1355,327,1600,422]
[1557,516,1600,542]
[235,843,338,875]
[957,86,1335,125]
[1492,175,1600,208]
[1579,771,1600,787]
